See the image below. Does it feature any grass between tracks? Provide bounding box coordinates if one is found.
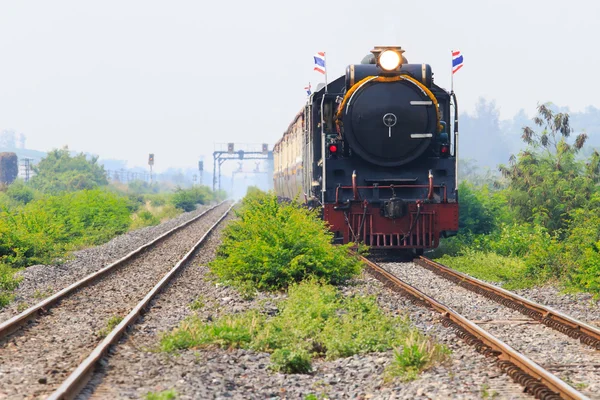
[435,250,535,290]
[161,188,449,381]
[160,279,449,379]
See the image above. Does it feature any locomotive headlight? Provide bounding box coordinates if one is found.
[379,50,402,71]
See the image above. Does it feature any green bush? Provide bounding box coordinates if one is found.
[209,190,362,292]
[161,280,445,375]
[171,186,214,212]
[30,148,108,193]
[559,202,600,293]
[0,189,131,267]
[6,181,36,205]
[131,210,160,229]
[458,182,496,234]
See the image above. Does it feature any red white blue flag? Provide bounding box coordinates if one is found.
[313,52,326,74]
[304,82,312,95]
[452,50,464,74]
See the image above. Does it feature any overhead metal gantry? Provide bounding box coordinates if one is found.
[212,143,273,192]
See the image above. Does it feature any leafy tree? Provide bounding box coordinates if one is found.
[30,147,108,193]
[6,181,36,204]
[457,181,497,234]
[499,103,599,234]
[459,98,512,168]
[0,152,18,184]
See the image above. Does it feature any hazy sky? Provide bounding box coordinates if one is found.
[1,0,598,172]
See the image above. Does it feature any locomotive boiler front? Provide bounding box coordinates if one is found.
[339,56,439,167]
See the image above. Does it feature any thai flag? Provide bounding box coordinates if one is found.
[304,83,312,95]
[313,52,326,74]
[452,50,464,74]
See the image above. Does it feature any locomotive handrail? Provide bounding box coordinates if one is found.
[335,184,447,204]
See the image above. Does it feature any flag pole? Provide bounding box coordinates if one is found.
[450,49,459,201]
[450,49,454,94]
[324,52,328,93]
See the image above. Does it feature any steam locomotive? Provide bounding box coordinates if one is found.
[273,46,459,252]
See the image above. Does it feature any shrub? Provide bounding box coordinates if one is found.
[0,152,18,185]
[560,203,600,294]
[458,182,496,234]
[171,186,214,212]
[0,189,130,267]
[131,210,160,229]
[6,181,36,204]
[209,190,362,292]
[30,148,108,193]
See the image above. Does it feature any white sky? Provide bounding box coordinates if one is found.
[0,0,598,172]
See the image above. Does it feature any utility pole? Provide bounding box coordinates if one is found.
[198,159,204,186]
[148,153,154,184]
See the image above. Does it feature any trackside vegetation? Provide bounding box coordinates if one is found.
[160,279,449,378]
[0,147,224,308]
[435,103,600,295]
[209,188,362,293]
[161,189,448,382]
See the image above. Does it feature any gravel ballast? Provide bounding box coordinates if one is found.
[80,239,530,399]
[514,285,600,328]
[0,204,215,324]
[0,202,232,400]
[383,261,599,398]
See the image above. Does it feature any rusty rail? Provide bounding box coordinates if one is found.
[415,257,600,350]
[46,203,234,400]
[0,201,228,341]
[360,255,587,400]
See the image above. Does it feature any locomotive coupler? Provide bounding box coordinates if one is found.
[381,197,407,219]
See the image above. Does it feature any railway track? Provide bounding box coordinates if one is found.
[414,257,600,351]
[0,201,233,400]
[362,255,598,400]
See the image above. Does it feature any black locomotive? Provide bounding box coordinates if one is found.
[273,46,459,251]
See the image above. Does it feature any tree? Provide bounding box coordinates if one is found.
[459,98,512,168]
[0,152,18,184]
[30,147,109,193]
[499,103,598,234]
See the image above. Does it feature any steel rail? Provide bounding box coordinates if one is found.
[416,257,600,350]
[0,201,228,340]
[360,255,587,400]
[46,203,234,400]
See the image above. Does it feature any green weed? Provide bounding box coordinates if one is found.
[0,263,22,309]
[145,389,177,400]
[161,279,446,376]
[189,295,205,310]
[97,315,124,338]
[436,250,535,289]
[481,383,499,398]
[384,331,450,382]
[33,287,54,299]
